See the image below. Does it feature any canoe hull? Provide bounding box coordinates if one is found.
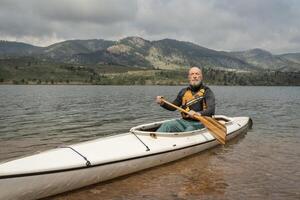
[0,116,250,200]
[1,140,218,200]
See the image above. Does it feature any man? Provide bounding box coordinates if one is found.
[156,67,215,132]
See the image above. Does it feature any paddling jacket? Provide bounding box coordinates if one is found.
[161,84,215,118]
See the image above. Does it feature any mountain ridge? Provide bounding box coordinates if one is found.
[0,37,299,72]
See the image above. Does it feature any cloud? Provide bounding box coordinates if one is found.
[35,0,137,24]
[0,0,138,45]
[0,0,299,53]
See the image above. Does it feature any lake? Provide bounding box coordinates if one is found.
[0,85,299,199]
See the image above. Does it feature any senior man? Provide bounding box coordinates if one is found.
[156,67,215,132]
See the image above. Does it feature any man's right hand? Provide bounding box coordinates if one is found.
[156,96,164,105]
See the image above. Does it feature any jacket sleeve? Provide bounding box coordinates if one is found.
[199,88,215,116]
[160,89,184,111]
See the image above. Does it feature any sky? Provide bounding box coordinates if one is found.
[0,0,299,54]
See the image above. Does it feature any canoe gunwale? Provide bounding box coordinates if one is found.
[130,115,233,136]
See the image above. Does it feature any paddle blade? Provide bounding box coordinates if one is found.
[204,116,227,133]
[194,116,227,144]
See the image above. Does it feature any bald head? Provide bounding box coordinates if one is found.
[189,67,202,74]
[188,67,203,87]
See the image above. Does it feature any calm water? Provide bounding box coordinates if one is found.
[0,85,299,200]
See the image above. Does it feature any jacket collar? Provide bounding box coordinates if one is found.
[188,82,203,92]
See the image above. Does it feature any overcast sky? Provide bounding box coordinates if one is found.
[0,0,299,54]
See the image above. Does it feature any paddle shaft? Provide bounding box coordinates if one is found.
[161,99,226,144]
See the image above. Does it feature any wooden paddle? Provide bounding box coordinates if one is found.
[161,98,227,144]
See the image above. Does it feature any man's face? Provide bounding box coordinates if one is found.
[188,68,203,87]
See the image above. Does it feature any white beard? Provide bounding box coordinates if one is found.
[190,80,202,87]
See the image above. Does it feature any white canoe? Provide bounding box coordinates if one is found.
[0,115,252,200]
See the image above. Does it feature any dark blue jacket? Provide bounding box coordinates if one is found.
[161,84,215,117]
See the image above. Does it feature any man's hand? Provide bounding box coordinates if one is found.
[187,110,201,118]
[156,96,164,105]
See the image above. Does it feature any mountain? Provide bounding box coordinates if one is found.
[72,37,153,67]
[0,41,42,57]
[229,48,300,72]
[43,39,115,61]
[70,37,254,70]
[1,37,300,72]
[150,38,253,70]
[279,53,300,64]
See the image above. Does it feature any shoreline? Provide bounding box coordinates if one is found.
[0,83,299,86]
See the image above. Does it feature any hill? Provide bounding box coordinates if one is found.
[230,48,300,72]
[0,41,42,57]
[279,53,300,64]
